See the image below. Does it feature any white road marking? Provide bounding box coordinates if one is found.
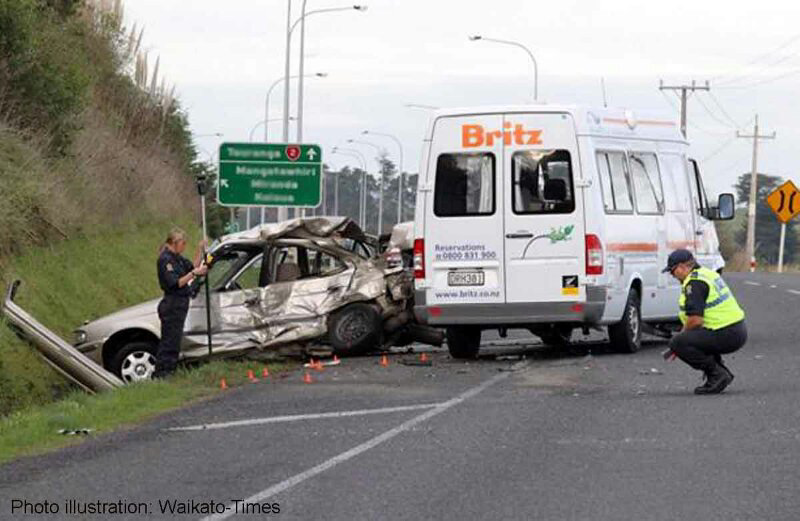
[787,289,800,296]
[770,285,778,288]
[168,403,445,432]
[744,281,761,286]
[199,361,528,521]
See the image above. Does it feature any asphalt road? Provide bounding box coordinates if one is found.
[2,272,800,520]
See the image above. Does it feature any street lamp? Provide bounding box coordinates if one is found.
[469,35,538,102]
[363,130,404,224]
[265,74,325,142]
[295,4,366,144]
[250,117,295,142]
[403,103,439,110]
[347,139,386,234]
[283,3,367,144]
[332,147,368,227]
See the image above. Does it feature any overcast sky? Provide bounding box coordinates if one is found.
[124,0,800,197]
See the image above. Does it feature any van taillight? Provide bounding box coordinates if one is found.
[585,234,603,275]
[413,239,425,279]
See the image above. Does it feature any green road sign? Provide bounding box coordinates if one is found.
[217,143,322,207]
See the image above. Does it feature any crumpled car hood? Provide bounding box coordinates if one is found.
[220,216,366,244]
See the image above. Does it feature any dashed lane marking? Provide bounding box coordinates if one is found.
[787,289,800,296]
[167,403,446,432]
[199,361,529,521]
[744,281,762,286]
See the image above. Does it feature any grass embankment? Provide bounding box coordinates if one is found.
[0,219,200,415]
[0,220,298,463]
[0,359,293,464]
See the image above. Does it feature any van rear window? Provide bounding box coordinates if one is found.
[512,150,574,214]
[434,153,495,217]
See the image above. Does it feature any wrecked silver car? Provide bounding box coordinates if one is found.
[72,217,440,382]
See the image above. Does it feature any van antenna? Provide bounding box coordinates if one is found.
[601,77,608,108]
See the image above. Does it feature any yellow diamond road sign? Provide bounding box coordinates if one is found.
[766,180,800,224]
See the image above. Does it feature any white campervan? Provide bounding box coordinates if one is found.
[412,105,734,358]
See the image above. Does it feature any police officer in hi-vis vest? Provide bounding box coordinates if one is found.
[663,249,747,394]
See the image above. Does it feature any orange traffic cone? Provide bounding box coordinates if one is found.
[420,352,428,363]
[303,372,313,384]
[247,369,258,382]
[262,367,270,378]
[380,354,389,367]
[220,378,228,390]
[333,355,340,363]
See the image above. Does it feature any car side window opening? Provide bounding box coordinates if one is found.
[512,149,575,214]
[207,250,251,291]
[271,245,346,283]
[232,255,263,290]
[597,151,634,213]
[434,153,495,217]
[629,152,664,215]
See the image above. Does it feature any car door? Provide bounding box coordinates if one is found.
[503,112,586,304]
[182,246,266,356]
[249,242,354,347]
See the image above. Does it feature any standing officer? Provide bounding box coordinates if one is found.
[664,249,747,394]
[153,228,208,379]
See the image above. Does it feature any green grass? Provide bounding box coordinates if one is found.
[0,218,200,415]
[0,359,294,464]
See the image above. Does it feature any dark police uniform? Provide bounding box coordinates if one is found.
[664,249,747,394]
[154,249,195,377]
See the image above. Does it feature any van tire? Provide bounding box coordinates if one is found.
[608,289,642,353]
[328,303,382,356]
[446,326,481,359]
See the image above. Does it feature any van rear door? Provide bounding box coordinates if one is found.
[425,114,505,306]
[502,113,586,304]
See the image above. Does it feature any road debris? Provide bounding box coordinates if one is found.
[58,429,93,436]
[639,368,664,375]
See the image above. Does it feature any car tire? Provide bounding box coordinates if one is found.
[328,303,382,356]
[608,289,642,353]
[110,341,158,383]
[446,326,481,359]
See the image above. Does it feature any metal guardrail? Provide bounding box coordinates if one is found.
[3,280,123,393]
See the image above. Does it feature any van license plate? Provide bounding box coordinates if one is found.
[448,271,485,286]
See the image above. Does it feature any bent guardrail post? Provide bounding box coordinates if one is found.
[3,280,124,393]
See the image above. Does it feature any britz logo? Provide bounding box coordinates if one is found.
[462,122,543,148]
[285,145,301,161]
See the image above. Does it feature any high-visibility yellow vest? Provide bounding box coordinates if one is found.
[679,266,745,329]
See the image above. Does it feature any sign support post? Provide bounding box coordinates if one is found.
[778,222,786,273]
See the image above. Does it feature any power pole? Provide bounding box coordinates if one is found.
[658,80,710,138]
[737,114,776,272]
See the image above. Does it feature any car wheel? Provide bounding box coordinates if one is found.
[446,326,481,359]
[328,303,382,355]
[110,341,158,382]
[608,289,642,353]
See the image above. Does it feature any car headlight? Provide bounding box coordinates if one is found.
[74,330,88,345]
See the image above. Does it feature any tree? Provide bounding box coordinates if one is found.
[734,173,797,264]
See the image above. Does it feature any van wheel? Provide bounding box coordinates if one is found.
[110,341,157,383]
[328,303,382,356]
[608,289,641,353]
[446,326,481,359]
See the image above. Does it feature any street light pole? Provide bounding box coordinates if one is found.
[295,5,367,144]
[332,148,367,227]
[469,35,538,102]
[363,130,404,223]
[348,139,384,233]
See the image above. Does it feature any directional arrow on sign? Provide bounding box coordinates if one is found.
[220,179,229,188]
[307,149,317,161]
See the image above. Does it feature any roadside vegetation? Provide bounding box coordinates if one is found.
[0,0,228,419]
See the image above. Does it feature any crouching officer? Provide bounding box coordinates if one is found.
[664,249,747,394]
[153,228,208,379]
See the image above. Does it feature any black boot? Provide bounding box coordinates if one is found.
[694,364,733,395]
[714,355,735,383]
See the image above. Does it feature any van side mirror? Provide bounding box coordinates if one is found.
[711,193,735,220]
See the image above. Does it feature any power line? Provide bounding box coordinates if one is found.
[716,67,800,90]
[658,79,710,138]
[710,32,800,83]
[706,91,745,128]
[695,93,736,129]
[700,135,737,163]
